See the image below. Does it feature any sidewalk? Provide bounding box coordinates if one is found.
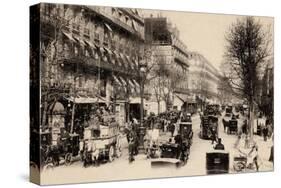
[218,114,273,172]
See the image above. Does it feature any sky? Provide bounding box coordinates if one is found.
[142,9,273,71]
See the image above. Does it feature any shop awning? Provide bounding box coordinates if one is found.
[73,35,86,46]
[128,79,136,89]
[99,46,105,53]
[119,53,128,69]
[119,76,127,86]
[66,96,106,104]
[132,79,140,88]
[127,79,136,94]
[134,59,139,68]
[84,40,96,50]
[129,97,141,104]
[103,47,113,55]
[113,75,123,86]
[104,23,113,32]
[132,20,137,31]
[125,55,135,70]
[175,94,185,102]
[62,31,76,42]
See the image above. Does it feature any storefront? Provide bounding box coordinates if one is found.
[47,102,66,145]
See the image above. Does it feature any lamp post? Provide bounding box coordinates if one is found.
[70,74,82,134]
[139,60,147,150]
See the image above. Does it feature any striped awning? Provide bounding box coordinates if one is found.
[132,79,140,88]
[119,76,127,86]
[103,47,113,55]
[84,40,96,49]
[73,35,86,46]
[125,55,134,70]
[62,31,76,42]
[113,75,122,86]
[119,53,127,68]
[128,79,135,89]
[66,96,106,104]
[104,23,113,32]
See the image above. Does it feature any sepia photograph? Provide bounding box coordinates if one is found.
[29,2,274,185]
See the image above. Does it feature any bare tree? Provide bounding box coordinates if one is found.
[149,55,168,114]
[40,6,75,128]
[224,16,273,142]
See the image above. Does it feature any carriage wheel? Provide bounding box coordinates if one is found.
[108,146,115,162]
[65,153,72,166]
[44,163,54,171]
[30,161,39,172]
[200,130,203,138]
[115,144,122,158]
[52,157,59,166]
[233,162,246,172]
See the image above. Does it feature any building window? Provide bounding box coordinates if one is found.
[111,8,116,16]
[84,22,91,38]
[118,11,122,18]
[111,40,116,51]
[125,16,129,24]
[78,76,83,88]
[63,43,71,58]
[74,46,79,56]
[85,49,90,57]
[94,32,100,44]
[104,32,110,46]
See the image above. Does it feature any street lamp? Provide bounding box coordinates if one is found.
[138,60,147,150]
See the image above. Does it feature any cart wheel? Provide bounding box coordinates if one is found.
[115,144,122,158]
[65,153,72,166]
[108,146,115,162]
[44,163,54,171]
[233,162,245,172]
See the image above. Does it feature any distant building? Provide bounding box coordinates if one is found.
[144,16,190,113]
[187,52,221,106]
[260,58,273,118]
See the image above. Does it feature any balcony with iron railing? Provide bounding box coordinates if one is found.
[103,36,110,46]
[173,48,189,67]
[94,33,100,44]
[86,6,144,40]
[84,28,90,39]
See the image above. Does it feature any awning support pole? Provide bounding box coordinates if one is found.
[70,103,76,134]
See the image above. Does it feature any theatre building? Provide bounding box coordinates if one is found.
[39,3,145,131]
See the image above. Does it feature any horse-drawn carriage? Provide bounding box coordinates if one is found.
[222,115,238,135]
[150,113,193,167]
[228,119,238,135]
[37,130,80,169]
[256,117,266,136]
[81,115,122,166]
[206,150,229,174]
[30,129,52,170]
[200,115,219,139]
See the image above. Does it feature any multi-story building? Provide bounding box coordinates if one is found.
[187,52,221,106]
[144,16,190,113]
[40,3,145,128]
[260,58,274,118]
